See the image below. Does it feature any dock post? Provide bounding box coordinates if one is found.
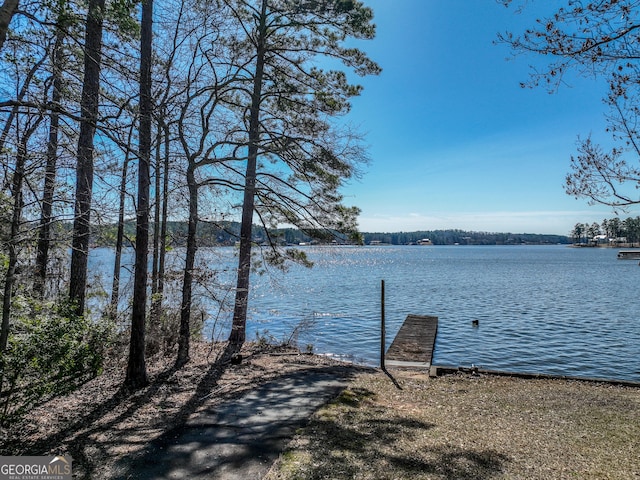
[380,279,385,369]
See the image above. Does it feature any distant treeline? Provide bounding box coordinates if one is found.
[90,221,570,247]
[361,230,569,246]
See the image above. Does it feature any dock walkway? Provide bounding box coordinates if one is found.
[385,314,438,369]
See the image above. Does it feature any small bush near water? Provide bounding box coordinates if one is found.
[0,299,114,426]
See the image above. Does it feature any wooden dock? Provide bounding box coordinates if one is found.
[385,314,438,369]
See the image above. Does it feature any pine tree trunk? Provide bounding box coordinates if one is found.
[176,166,197,367]
[109,139,131,320]
[149,121,162,332]
[157,120,170,303]
[229,0,267,347]
[152,120,170,330]
[34,24,64,298]
[69,0,105,316]
[125,0,152,389]
[152,123,161,295]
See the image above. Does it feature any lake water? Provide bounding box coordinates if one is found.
[89,245,640,382]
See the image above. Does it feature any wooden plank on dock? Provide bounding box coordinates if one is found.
[386,314,438,369]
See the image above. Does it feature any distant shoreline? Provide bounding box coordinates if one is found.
[570,242,640,248]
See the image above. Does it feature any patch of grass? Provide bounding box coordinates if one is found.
[332,387,375,407]
[266,371,640,480]
[275,450,313,479]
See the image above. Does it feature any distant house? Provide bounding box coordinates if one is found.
[417,238,433,245]
[592,234,608,244]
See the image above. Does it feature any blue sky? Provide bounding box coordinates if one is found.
[342,0,640,235]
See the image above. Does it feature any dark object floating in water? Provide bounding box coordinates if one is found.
[471,319,479,327]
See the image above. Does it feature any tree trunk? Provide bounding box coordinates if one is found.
[149,121,162,332]
[0,117,41,352]
[0,142,24,353]
[0,0,18,52]
[109,129,132,320]
[34,24,64,298]
[176,165,197,367]
[229,0,267,347]
[149,117,169,340]
[69,0,105,316]
[157,120,170,305]
[125,0,152,389]
[152,123,161,296]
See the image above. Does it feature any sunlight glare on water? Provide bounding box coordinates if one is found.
[242,245,640,381]
[91,245,640,381]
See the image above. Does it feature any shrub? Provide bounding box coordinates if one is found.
[0,299,115,425]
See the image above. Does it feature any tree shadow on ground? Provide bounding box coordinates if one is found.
[281,389,510,480]
[114,363,366,480]
[6,343,238,479]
